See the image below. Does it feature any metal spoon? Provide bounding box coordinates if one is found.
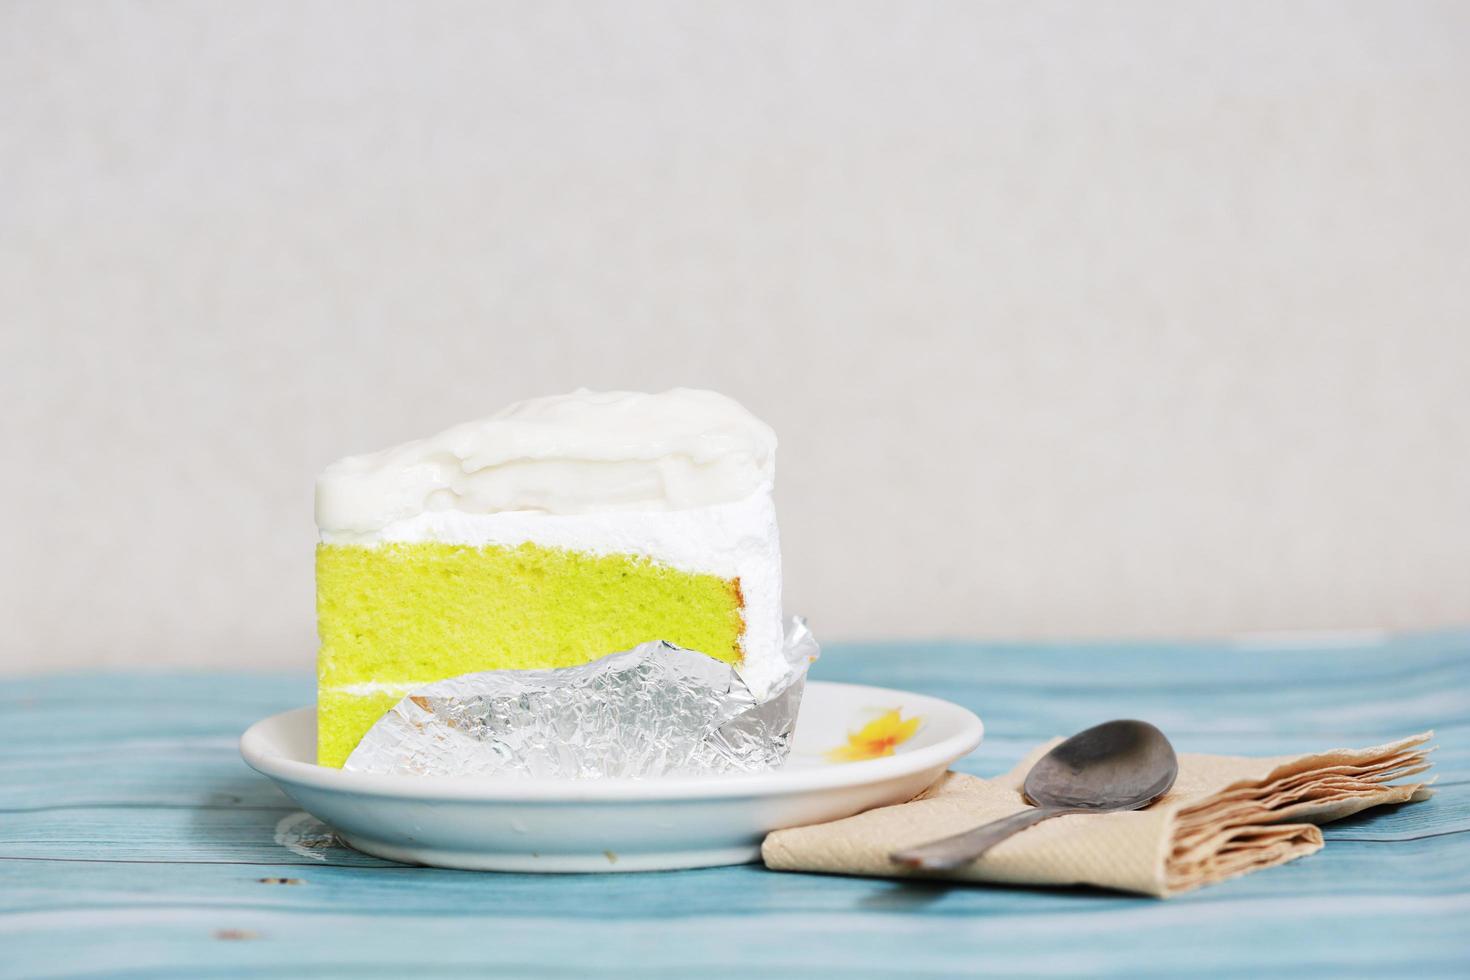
[890,719,1178,871]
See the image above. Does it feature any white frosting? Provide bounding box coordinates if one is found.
[316,389,785,699]
[316,388,776,534]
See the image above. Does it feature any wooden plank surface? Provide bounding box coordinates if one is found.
[3,632,1468,977]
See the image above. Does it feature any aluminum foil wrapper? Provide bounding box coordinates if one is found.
[343,618,820,779]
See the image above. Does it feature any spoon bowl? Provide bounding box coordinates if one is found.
[1024,719,1179,811]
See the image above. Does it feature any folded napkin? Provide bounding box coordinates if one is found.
[763,732,1434,896]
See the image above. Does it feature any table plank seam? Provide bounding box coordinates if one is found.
[0,804,296,815]
[0,855,409,868]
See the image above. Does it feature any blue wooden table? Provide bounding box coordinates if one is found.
[4,633,1468,977]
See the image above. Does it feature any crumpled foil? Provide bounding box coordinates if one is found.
[343,618,820,779]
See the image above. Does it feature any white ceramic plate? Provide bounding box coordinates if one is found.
[240,680,982,872]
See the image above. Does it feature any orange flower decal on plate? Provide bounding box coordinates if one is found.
[825,709,922,763]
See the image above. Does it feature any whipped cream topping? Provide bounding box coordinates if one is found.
[316,389,777,534]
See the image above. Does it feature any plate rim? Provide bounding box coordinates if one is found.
[240,679,983,803]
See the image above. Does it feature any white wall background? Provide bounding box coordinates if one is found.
[3,1,1468,674]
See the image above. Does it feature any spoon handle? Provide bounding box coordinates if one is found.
[890,806,1076,871]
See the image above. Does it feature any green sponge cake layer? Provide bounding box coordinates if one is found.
[316,541,746,767]
[312,389,783,771]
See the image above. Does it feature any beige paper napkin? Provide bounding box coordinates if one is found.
[763,732,1434,896]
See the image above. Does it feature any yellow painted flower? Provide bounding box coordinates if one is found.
[825,709,922,763]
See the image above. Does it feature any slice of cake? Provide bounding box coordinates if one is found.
[313,388,782,767]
